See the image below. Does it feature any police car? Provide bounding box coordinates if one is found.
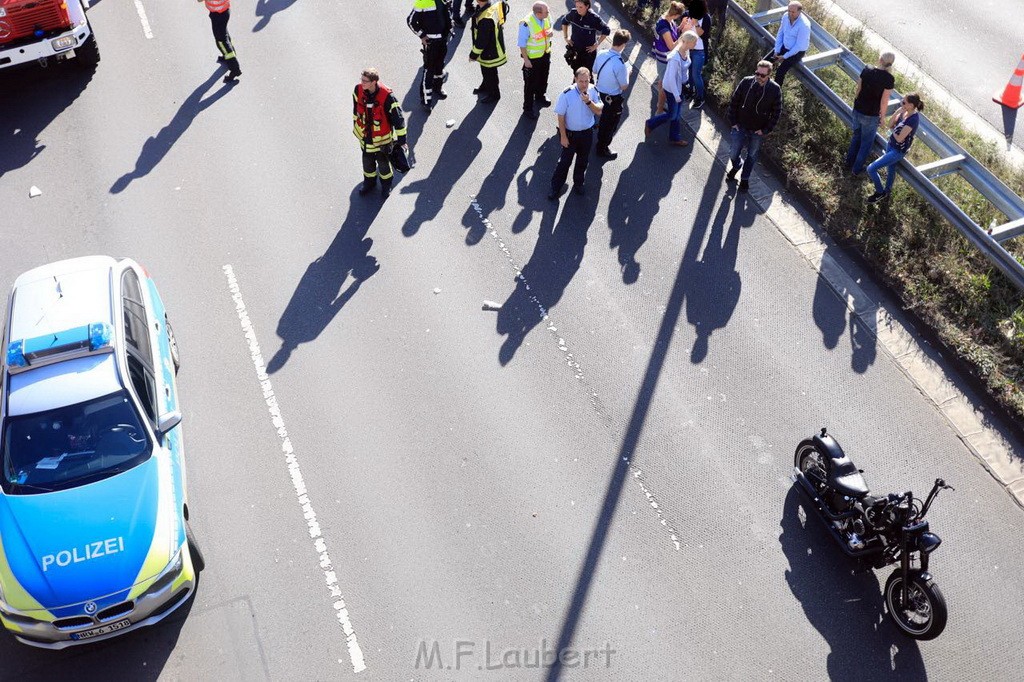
[0,256,202,648]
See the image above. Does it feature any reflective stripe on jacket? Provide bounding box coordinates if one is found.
[352,84,407,152]
[471,1,509,68]
[521,13,552,59]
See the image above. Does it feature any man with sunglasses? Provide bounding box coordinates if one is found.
[726,60,782,193]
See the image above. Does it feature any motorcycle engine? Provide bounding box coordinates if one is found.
[830,492,854,513]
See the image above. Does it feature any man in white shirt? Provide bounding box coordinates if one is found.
[764,1,810,85]
[592,28,631,160]
[548,67,604,200]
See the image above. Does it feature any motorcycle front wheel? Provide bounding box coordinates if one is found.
[796,441,830,494]
[884,570,948,640]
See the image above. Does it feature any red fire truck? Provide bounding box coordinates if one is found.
[0,0,98,71]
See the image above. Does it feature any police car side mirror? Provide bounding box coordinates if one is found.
[157,410,182,438]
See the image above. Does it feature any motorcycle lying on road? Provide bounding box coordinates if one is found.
[793,428,954,640]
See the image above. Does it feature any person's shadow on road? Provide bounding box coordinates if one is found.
[253,0,300,32]
[399,104,493,237]
[683,188,755,363]
[780,485,927,681]
[811,248,877,374]
[110,70,234,194]
[496,160,602,365]
[462,114,539,245]
[266,188,382,374]
[607,140,690,284]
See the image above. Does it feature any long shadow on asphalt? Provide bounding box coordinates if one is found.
[545,156,750,680]
[0,63,93,178]
[607,140,691,283]
[253,0,299,32]
[496,159,604,366]
[266,187,382,374]
[110,70,234,195]
[462,114,540,245]
[0,572,199,681]
[683,184,754,363]
[399,104,493,237]
[780,485,926,681]
[510,130,566,234]
[811,247,877,374]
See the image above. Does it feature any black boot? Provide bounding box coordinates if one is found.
[358,180,375,195]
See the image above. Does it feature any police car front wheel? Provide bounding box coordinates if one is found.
[186,521,205,572]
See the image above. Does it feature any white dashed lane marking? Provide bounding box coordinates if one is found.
[223,265,367,673]
[133,0,154,39]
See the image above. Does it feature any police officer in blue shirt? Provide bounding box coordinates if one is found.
[548,66,603,200]
[592,28,630,159]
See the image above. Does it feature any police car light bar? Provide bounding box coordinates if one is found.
[6,322,112,372]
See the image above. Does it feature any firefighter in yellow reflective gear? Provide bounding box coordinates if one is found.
[352,69,408,198]
[469,0,510,103]
[197,0,241,83]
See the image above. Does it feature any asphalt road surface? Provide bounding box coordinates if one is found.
[1,1,1023,680]
[830,0,1024,151]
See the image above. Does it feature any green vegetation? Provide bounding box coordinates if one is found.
[620,0,1024,419]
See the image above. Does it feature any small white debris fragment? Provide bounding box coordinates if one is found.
[433,287,441,294]
[482,300,502,311]
[29,186,42,198]
[446,119,456,128]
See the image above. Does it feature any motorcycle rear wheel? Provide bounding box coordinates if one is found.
[796,441,830,494]
[884,570,947,640]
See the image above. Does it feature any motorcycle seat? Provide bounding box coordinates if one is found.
[832,469,869,497]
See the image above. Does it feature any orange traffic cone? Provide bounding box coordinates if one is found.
[993,53,1024,108]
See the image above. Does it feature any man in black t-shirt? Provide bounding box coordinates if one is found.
[560,0,611,79]
[846,51,896,175]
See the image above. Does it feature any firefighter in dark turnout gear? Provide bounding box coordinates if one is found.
[469,0,510,103]
[408,0,452,110]
[198,0,241,83]
[353,69,408,198]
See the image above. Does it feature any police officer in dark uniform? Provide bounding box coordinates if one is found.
[408,0,452,110]
[560,0,610,80]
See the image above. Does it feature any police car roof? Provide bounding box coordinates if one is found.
[7,353,122,416]
[9,256,116,343]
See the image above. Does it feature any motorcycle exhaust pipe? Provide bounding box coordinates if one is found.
[793,471,860,520]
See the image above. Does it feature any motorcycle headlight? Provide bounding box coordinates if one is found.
[918,532,942,554]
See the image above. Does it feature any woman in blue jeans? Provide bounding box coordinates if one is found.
[683,0,711,108]
[645,31,698,146]
[866,92,923,203]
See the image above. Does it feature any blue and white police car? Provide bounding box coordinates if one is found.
[0,256,202,648]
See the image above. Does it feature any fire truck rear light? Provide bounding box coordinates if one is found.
[52,35,76,50]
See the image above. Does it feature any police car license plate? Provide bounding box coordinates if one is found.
[71,618,130,640]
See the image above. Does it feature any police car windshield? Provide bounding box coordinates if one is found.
[1,390,152,495]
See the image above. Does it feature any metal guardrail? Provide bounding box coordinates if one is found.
[728,0,1024,291]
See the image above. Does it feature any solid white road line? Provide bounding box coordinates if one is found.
[133,0,154,39]
[223,265,367,673]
